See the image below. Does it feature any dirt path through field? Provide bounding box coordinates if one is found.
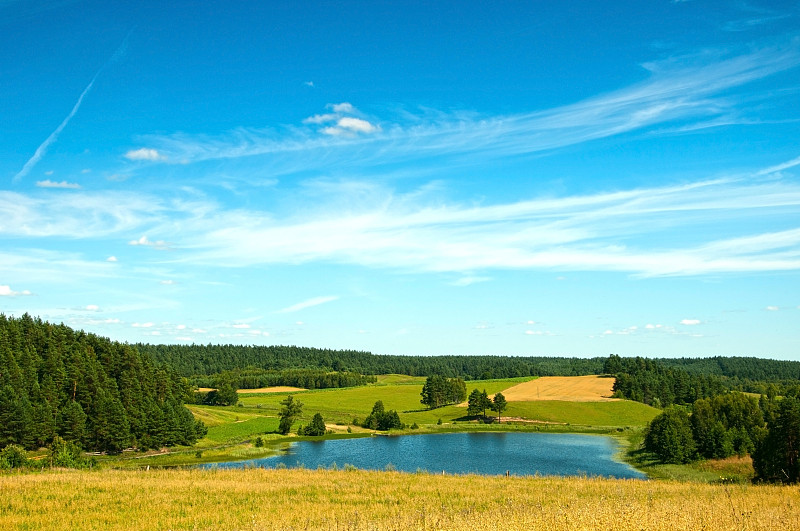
[502,375,618,402]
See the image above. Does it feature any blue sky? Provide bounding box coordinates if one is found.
[2,0,799,359]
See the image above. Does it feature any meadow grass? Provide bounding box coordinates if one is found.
[1,467,797,530]
[235,376,530,427]
[504,399,659,427]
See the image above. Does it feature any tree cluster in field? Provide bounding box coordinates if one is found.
[467,389,507,422]
[420,375,467,409]
[644,390,800,483]
[191,367,376,391]
[0,314,206,454]
[362,400,403,431]
[297,413,328,436]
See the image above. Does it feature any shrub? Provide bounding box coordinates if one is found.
[0,445,28,470]
[49,436,90,469]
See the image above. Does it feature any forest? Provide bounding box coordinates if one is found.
[0,314,205,454]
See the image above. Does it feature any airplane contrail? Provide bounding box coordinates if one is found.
[13,29,134,183]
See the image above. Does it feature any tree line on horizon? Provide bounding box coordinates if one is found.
[139,343,800,389]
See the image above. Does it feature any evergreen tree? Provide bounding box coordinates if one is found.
[278,395,303,435]
[753,397,800,483]
[300,413,326,436]
[467,389,483,417]
[491,392,507,423]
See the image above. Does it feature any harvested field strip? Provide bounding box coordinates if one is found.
[502,375,617,402]
[237,386,306,394]
[1,468,797,530]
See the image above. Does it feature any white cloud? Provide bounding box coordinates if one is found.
[106,256,118,262]
[125,148,166,161]
[232,323,251,329]
[303,113,339,124]
[132,322,154,328]
[680,319,701,325]
[276,295,339,314]
[525,330,542,335]
[0,285,32,296]
[36,179,81,189]
[160,279,176,285]
[129,235,169,249]
[322,117,380,136]
[176,324,187,330]
[85,304,100,311]
[766,305,780,311]
[330,102,355,113]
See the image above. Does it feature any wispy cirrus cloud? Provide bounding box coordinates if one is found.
[36,179,81,189]
[130,39,800,169]
[13,31,132,182]
[275,295,339,313]
[177,173,800,277]
[5,163,800,279]
[0,191,166,238]
[13,76,98,182]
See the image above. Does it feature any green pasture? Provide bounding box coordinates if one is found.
[235,376,530,427]
[505,400,660,427]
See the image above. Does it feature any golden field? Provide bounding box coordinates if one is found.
[501,375,617,402]
[1,467,798,530]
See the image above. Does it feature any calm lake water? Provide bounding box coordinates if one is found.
[203,432,646,479]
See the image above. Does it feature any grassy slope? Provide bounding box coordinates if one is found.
[2,467,797,530]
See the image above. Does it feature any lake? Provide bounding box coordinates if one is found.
[203,432,646,479]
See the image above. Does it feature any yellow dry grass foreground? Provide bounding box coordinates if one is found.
[502,375,617,402]
[2,468,798,530]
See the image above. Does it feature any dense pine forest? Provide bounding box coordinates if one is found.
[0,314,206,453]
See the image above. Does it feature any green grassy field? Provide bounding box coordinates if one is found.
[234,376,538,427]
